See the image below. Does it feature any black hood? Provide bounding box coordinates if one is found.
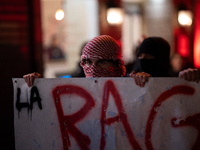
[137,37,170,77]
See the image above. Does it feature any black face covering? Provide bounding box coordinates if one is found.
[138,59,158,77]
[137,37,170,77]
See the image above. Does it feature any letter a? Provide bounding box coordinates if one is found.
[30,86,42,110]
[100,80,142,150]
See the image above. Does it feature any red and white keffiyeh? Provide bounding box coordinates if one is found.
[80,35,126,77]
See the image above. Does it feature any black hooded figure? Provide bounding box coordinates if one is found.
[136,37,170,77]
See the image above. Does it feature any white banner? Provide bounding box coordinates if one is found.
[13,78,200,150]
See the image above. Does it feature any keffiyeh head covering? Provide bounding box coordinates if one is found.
[80,35,126,77]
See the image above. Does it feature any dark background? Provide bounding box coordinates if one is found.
[0,0,43,149]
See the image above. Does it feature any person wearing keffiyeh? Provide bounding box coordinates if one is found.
[23,35,126,86]
[80,35,126,78]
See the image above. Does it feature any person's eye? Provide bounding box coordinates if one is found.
[98,60,106,65]
[84,60,91,65]
[147,54,155,59]
[138,54,142,59]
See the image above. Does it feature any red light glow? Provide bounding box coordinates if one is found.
[178,34,189,57]
[193,1,200,68]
